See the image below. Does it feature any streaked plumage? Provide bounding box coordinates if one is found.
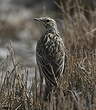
[34,17,65,100]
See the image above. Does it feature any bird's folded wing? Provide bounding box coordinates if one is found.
[36,52,57,86]
[36,33,65,86]
[36,49,65,86]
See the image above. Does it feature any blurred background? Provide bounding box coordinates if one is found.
[0,1,96,109]
[0,0,61,67]
[0,0,96,67]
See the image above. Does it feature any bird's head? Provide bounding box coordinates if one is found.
[33,17,58,34]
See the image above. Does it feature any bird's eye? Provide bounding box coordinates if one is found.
[46,19,49,22]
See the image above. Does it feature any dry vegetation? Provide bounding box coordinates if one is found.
[0,1,96,110]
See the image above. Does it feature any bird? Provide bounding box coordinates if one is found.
[34,17,66,101]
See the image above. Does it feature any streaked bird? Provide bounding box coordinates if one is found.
[34,17,66,101]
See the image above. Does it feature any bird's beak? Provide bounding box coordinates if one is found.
[33,18,40,22]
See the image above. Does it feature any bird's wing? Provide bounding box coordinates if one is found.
[36,51,57,86]
[36,33,65,86]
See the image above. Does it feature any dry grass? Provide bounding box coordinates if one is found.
[0,1,96,110]
[0,44,96,110]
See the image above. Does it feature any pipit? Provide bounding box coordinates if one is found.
[34,17,66,101]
